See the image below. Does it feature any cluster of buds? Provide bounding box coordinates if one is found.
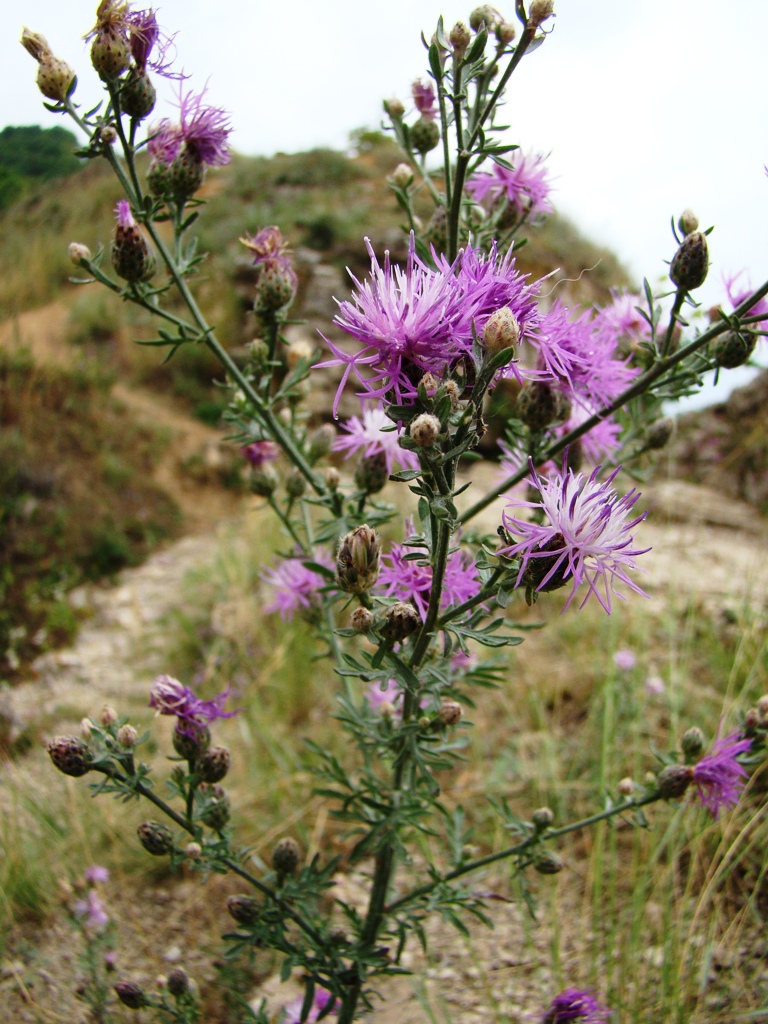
[21,28,76,103]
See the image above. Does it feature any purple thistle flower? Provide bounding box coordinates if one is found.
[147,118,183,166]
[316,235,540,415]
[239,225,295,277]
[242,440,279,467]
[85,865,110,884]
[592,290,652,349]
[412,78,438,121]
[467,152,554,221]
[114,199,136,229]
[149,674,240,726]
[281,989,336,1024]
[501,457,650,613]
[691,730,751,819]
[542,988,612,1023]
[262,550,334,622]
[613,648,636,671]
[178,85,231,166]
[722,270,768,323]
[74,889,110,932]
[126,8,183,78]
[333,405,419,475]
[378,521,480,619]
[365,677,404,714]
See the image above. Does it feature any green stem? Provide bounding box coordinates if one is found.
[438,565,505,626]
[457,278,768,526]
[661,288,685,358]
[387,792,662,915]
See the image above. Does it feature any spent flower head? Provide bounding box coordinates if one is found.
[501,457,650,613]
[412,78,438,121]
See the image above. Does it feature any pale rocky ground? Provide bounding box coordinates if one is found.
[2,303,768,1022]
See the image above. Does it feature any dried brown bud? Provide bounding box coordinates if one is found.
[173,721,211,762]
[350,607,374,634]
[47,736,92,777]
[528,0,556,29]
[380,601,421,643]
[166,967,189,998]
[227,894,261,925]
[355,451,389,494]
[680,727,705,759]
[410,413,441,448]
[438,700,463,726]
[198,783,230,830]
[115,981,147,1009]
[646,417,675,450]
[657,764,693,801]
[336,526,381,594]
[534,849,563,874]
[273,837,301,877]
[449,21,471,56]
[137,821,174,856]
[198,746,231,784]
[617,777,635,797]
[516,382,569,431]
[531,806,554,830]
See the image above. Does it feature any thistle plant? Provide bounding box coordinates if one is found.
[23,2,768,1020]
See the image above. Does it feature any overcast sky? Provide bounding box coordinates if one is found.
[4,0,767,406]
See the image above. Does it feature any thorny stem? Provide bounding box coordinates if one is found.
[457,277,768,525]
[387,792,662,915]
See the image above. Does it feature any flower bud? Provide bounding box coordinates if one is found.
[712,330,756,369]
[286,338,314,369]
[91,26,131,79]
[680,727,705,759]
[250,464,279,498]
[198,746,231,784]
[336,526,381,594]
[678,209,699,236]
[254,264,298,313]
[424,207,447,251]
[100,125,118,145]
[617,777,635,797]
[439,699,463,726]
[117,724,139,748]
[112,201,153,283]
[146,158,173,197]
[137,821,174,856]
[324,466,341,490]
[756,695,768,722]
[69,242,92,266]
[285,468,307,499]
[273,837,301,877]
[166,967,189,998]
[531,806,554,830]
[483,307,521,358]
[469,6,500,32]
[47,736,92,777]
[744,707,760,733]
[20,28,50,62]
[185,842,202,860]
[351,607,374,633]
[308,424,336,463]
[115,981,147,1009]
[534,849,563,874]
[355,451,389,494]
[248,337,270,368]
[495,21,516,45]
[227,894,261,925]
[100,705,118,726]
[380,601,421,643]
[521,532,570,597]
[669,231,708,291]
[168,148,206,201]
[383,97,405,120]
[80,718,93,739]
[410,413,441,448]
[449,21,472,56]
[516,382,567,431]
[528,0,556,29]
[390,163,414,189]
[198,783,230,830]
[410,118,441,155]
[121,68,156,120]
[173,721,211,762]
[646,417,675,450]
[656,764,693,801]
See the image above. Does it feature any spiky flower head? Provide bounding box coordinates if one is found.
[334,405,419,476]
[177,86,232,167]
[542,987,611,1023]
[47,736,92,777]
[149,674,240,730]
[126,8,180,77]
[467,153,554,222]
[500,457,650,613]
[691,731,751,818]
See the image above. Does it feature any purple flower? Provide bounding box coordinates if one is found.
[74,889,110,932]
[501,457,650,613]
[240,225,295,275]
[149,674,240,726]
[613,648,636,671]
[378,521,480,619]
[645,673,665,696]
[242,440,279,467]
[467,152,554,221]
[316,235,539,415]
[262,550,334,622]
[333,405,419,475]
[114,199,136,229]
[365,677,404,714]
[722,270,768,323]
[85,865,110,884]
[177,85,232,166]
[691,731,752,819]
[281,989,336,1024]
[126,8,182,77]
[412,78,437,121]
[147,118,183,166]
[542,988,611,1023]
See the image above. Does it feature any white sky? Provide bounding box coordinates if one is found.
[4,0,768,406]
